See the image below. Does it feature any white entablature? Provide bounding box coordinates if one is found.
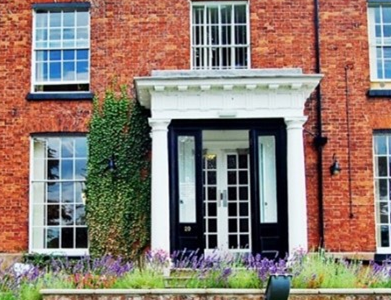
[135,69,322,120]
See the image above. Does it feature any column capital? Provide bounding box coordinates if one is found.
[148,118,171,132]
[284,116,308,129]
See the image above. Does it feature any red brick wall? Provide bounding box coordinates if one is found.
[0,0,383,253]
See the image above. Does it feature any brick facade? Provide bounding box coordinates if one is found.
[0,0,385,254]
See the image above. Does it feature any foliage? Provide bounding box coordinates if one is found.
[86,87,151,260]
[7,249,391,298]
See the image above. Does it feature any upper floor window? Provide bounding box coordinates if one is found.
[191,2,249,70]
[368,4,391,81]
[32,4,90,92]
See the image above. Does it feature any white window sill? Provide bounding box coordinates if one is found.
[29,249,89,257]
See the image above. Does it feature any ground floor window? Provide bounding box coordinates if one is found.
[30,135,88,254]
[374,132,391,250]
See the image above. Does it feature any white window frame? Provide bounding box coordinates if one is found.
[29,135,88,256]
[190,1,250,70]
[31,7,91,93]
[368,3,391,82]
[373,133,391,253]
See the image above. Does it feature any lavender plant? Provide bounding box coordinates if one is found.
[4,248,391,298]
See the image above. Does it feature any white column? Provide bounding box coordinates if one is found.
[149,118,171,253]
[285,117,308,253]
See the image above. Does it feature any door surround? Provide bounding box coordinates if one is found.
[134,69,322,254]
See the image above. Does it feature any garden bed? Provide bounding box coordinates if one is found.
[40,288,391,300]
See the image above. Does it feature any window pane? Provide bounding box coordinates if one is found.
[61,227,74,248]
[49,50,61,61]
[61,138,74,158]
[380,225,390,247]
[63,62,75,80]
[76,61,89,80]
[36,29,48,42]
[378,59,384,78]
[77,49,89,60]
[75,138,87,157]
[259,136,277,223]
[235,26,247,44]
[384,26,391,41]
[36,50,48,61]
[75,204,86,225]
[49,62,61,80]
[376,179,388,200]
[61,204,74,225]
[178,136,196,223]
[378,202,389,223]
[76,28,88,40]
[383,7,391,24]
[221,26,231,45]
[36,13,48,28]
[47,158,59,180]
[377,156,388,176]
[385,61,391,78]
[193,7,204,24]
[75,159,87,180]
[76,228,88,248]
[48,183,60,203]
[375,135,387,154]
[33,204,45,226]
[49,28,61,41]
[47,227,59,249]
[36,62,48,81]
[62,182,75,203]
[221,5,232,24]
[64,50,75,60]
[32,182,45,204]
[63,11,75,27]
[234,5,246,23]
[49,11,61,27]
[375,7,381,23]
[47,205,60,225]
[210,26,219,45]
[63,28,75,40]
[76,11,89,26]
[207,7,218,24]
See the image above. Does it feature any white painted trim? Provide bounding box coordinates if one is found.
[368,6,378,81]
[31,8,91,92]
[136,69,322,254]
[28,137,34,253]
[285,117,308,252]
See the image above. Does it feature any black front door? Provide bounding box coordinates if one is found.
[169,119,288,257]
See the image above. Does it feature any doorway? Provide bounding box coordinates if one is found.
[169,119,288,257]
[203,130,251,253]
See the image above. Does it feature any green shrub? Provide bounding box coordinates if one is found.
[86,87,151,260]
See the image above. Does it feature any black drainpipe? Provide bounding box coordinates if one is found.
[313,0,327,249]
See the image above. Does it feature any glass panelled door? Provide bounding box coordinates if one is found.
[203,130,251,253]
[204,150,251,253]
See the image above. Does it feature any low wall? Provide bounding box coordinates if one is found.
[41,288,391,300]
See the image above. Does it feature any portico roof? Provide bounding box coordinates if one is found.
[134,69,323,109]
